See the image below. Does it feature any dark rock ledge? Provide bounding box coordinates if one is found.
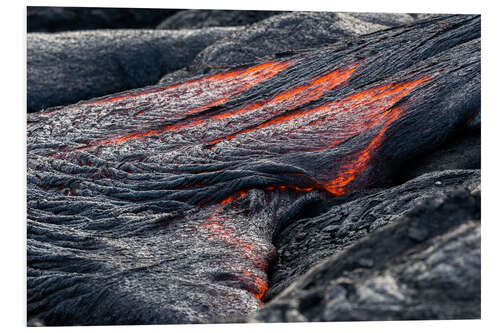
[249,171,480,322]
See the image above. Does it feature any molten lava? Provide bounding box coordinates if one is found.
[87,61,292,106]
[45,57,430,201]
[209,65,357,121]
[207,76,430,148]
[58,60,291,150]
[85,62,356,148]
[43,57,430,200]
[323,106,403,195]
[219,190,249,205]
[205,76,431,195]
[200,210,270,301]
[317,77,431,194]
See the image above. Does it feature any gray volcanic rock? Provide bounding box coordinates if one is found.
[27,7,178,33]
[265,170,480,300]
[156,9,284,29]
[27,190,278,325]
[410,13,446,21]
[250,178,480,322]
[159,11,393,84]
[158,11,437,85]
[349,12,416,26]
[27,27,240,111]
[394,128,480,183]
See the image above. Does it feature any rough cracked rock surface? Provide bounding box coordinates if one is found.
[250,178,480,322]
[159,11,419,84]
[27,7,178,32]
[27,13,480,325]
[156,9,284,29]
[27,27,240,111]
[265,170,480,301]
[395,128,480,183]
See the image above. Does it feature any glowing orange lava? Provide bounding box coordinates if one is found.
[205,65,358,146]
[200,211,270,301]
[241,269,268,300]
[208,76,430,147]
[263,185,316,192]
[60,56,430,201]
[209,65,357,121]
[101,61,352,146]
[208,76,430,196]
[219,190,248,205]
[87,61,291,105]
[316,76,431,194]
[84,60,292,147]
[324,106,403,195]
[67,61,359,152]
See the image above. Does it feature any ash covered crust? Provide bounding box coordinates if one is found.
[27,12,480,325]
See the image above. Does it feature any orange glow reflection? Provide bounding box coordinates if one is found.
[92,61,292,146]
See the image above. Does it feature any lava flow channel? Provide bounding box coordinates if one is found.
[81,63,358,148]
[37,59,293,153]
[42,69,431,200]
[319,77,432,194]
[201,76,431,195]
[206,76,431,148]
